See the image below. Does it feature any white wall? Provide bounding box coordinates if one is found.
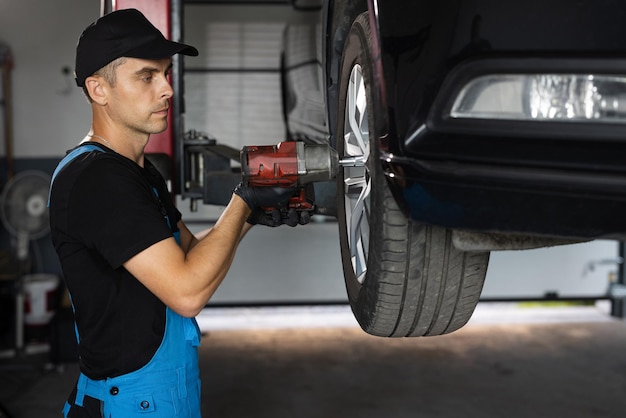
[0,0,99,158]
[183,5,319,150]
[483,240,619,299]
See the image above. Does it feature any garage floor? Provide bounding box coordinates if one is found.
[1,302,626,418]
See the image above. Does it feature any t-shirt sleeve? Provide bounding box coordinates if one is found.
[69,157,174,269]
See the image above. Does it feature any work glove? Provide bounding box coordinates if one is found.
[233,182,297,210]
[247,207,313,227]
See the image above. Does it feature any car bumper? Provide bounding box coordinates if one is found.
[382,151,626,240]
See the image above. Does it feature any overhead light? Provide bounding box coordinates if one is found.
[450,73,626,123]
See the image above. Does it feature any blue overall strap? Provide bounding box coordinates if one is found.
[48,144,105,207]
[48,144,106,350]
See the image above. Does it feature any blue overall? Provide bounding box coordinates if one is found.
[63,308,202,417]
[50,145,203,417]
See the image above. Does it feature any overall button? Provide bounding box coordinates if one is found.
[109,387,119,396]
[140,400,150,410]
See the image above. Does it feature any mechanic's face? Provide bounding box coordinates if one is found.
[107,57,173,136]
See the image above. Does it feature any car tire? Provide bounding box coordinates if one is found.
[336,12,490,337]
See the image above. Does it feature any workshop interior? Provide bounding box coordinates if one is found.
[2,0,626,417]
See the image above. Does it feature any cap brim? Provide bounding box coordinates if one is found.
[125,38,199,60]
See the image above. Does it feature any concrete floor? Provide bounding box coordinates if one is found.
[1,303,626,417]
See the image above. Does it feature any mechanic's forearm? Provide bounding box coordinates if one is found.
[181,195,251,312]
[182,205,252,254]
[240,221,254,239]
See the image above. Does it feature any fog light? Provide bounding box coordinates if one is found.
[450,74,626,123]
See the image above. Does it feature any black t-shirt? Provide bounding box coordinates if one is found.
[49,143,182,379]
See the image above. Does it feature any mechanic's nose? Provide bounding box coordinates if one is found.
[161,78,173,99]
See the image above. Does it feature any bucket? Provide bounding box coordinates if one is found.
[23,274,60,326]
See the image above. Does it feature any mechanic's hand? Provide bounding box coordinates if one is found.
[233,182,297,210]
[247,207,313,227]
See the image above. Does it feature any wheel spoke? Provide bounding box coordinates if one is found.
[346,66,369,159]
[349,179,370,283]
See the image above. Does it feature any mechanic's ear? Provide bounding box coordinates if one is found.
[85,76,107,105]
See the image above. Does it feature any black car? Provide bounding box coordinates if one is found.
[282,0,626,337]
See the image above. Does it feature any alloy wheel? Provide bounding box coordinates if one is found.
[342,64,371,285]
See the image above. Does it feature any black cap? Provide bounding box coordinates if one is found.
[74,8,198,87]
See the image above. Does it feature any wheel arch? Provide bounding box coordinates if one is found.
[324,0,388,149]
[325,1,403,215]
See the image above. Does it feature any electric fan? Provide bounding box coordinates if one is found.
[0,170,51,354]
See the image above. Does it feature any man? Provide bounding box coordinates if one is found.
[49,9,294,417]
